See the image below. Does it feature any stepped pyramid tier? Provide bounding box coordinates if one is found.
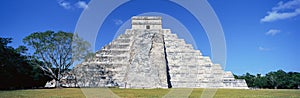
[69,16,248,89]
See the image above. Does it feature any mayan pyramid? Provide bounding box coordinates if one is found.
[70,16,248,89]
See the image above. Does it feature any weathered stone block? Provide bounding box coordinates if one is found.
[64,16,248,89]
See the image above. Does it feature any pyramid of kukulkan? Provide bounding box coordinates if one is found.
[70,16,248,89]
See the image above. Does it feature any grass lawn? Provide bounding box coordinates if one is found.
[0,88,299,98]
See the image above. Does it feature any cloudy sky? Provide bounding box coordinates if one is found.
[0,0,299,75]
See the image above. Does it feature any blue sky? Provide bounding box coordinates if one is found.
[0,0,299,75]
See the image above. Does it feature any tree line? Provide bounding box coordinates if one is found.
[0,37,50,89]
[234,70,300,89]
[0,31,91,89]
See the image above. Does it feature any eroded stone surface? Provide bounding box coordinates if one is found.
[64,16,248,89]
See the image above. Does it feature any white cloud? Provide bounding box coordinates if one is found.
[261,0,300,22]
[265,29,281,36]
[272,0,300,11]
[258,46,270,51]
[76,1,88,9]
[57,0,88,10]
[261,9,300,22]
[113,19,124,25]
[58,0,71,9]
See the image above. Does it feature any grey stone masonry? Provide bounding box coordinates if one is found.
[67,16,248,89]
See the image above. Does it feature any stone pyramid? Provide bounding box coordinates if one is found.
[71,16,248,89]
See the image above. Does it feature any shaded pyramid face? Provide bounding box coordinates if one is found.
[72,16,248,89]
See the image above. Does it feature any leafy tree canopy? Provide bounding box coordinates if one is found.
[235,70,300,89]
[23,30,91,87]
[0,37,50,89]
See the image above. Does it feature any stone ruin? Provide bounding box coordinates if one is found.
[64,16,248,89]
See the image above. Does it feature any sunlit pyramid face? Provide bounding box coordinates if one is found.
[68,16,248,89]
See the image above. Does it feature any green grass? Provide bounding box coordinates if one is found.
[0,88,299,98]
[0,88,85,98]
[214,89,300,98]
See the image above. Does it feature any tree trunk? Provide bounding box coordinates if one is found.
[56,67,61,88]
[56,80,60,88]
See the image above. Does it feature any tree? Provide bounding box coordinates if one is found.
[23,31,91,87]
[235,70,300,89]
[253,74,268,88]
[0,37,49,89]
[287,72,300,89]
[243,73,256,87]
[266,70,287,89]
[233,74,239,79]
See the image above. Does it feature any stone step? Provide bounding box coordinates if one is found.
[70,16,248,89]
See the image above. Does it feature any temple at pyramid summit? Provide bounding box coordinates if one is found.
[63,16,248,89]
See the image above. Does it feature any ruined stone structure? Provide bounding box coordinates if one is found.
[70,16,248,89]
